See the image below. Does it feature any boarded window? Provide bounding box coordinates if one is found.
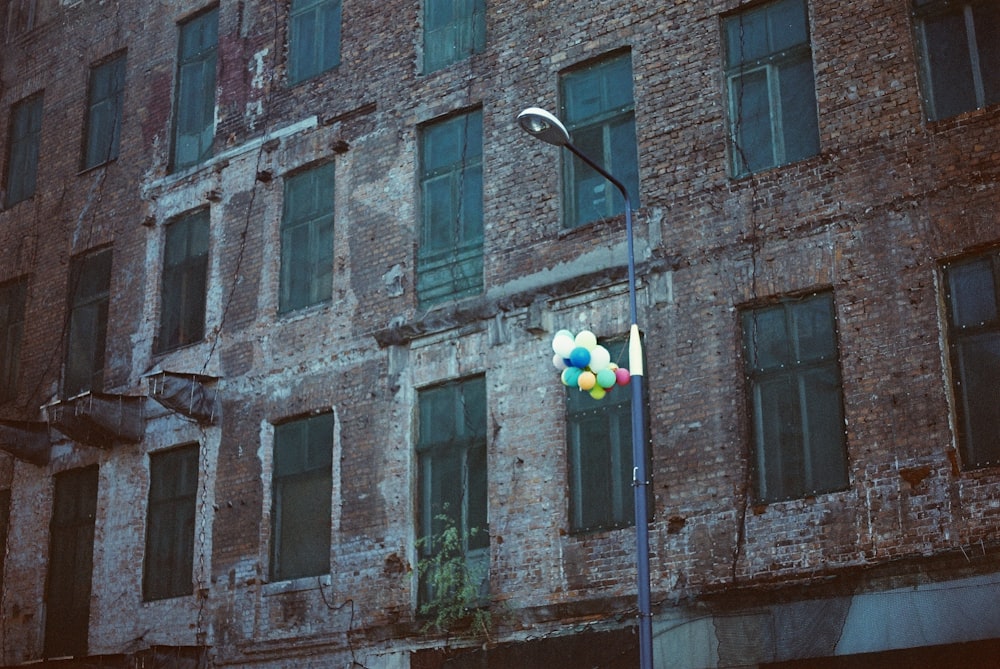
[171,7,217,171]
[64,248,112,397]
[742,292,849,503]
[416,376,488,605]
[158,210,209,352]
[4,92,43,208]
[942,251,1000,468]
[913,0,1000,121]
[560,52,639,227]
[144,444,199,601]
[288,0,341,84]
[280,163,334,313]
[0,279,26,402]
[44,465,98,659]
[418,110,483,307]
[423,0,486,73]
[83,54,126,170]
[270,412,333,581]
[724,0,819,176]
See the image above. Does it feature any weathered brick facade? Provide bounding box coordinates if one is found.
[1,0,998,667]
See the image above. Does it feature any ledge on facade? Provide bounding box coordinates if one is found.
[0,645,209,669]
[0,419,51,466]
[147,370,220,425]
[371,257,672,348]
[45,392,146,448]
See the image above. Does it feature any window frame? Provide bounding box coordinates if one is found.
[287,0,342,85]
[157,209,209,353]
[82,53,126,170]
[723,0,820,176]
[941,250,1000,469]
[415,376,489,607]
[4,92,43,208]
[423,0,487,73]
[170,6,218,172]
[0,279,26,403]
[279,162,335,314]
[912,0,1000,121]
[143,444,199,601]
[559,51,639,229]
[64,247,112,397]
[741,291,850,503]
[270,412,333,582]
[417,109,484,307]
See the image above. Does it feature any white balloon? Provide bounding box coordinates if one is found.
[552,353,568,371]
[552,332,576,358]
[575,330,598,350]
[588,345,611,371]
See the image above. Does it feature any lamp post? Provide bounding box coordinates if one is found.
[517,107,654,669]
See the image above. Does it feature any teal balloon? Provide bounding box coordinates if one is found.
[596,368,616,389]
[561,367,582,387]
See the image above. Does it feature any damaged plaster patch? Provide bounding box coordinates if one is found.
[382,264,405,297]
[250,48,270,89]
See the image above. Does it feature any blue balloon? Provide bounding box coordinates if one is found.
[569,347,591,369]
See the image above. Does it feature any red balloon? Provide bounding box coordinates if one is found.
[615,368,631,386]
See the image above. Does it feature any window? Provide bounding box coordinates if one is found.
[280,163,334,313]
[288,0,341,84]
[158,210,209,352]
[423,0,486,73]
[0,279,26,403]
[271,412,332,581]
[417,110,483,307]
[64,248,112,397]
[144,444,199,601]
[2,0,37,38]
[4,92,43,208]
[566,338,648,532]
[171,7,218,171]
[742,292,849,503]
[560,52,639,228]
[942,251,1000,468]
[45,465,98,659]
[416,376,488,605]
[0,489,9,595]
[83,54,126,170]
[723,0,820,176]
[913,0,1000,121]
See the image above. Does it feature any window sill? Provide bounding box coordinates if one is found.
[262,573,332,597]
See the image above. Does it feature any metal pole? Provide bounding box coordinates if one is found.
[564,143,654,669]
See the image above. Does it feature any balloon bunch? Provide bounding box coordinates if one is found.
[551,329,631,400]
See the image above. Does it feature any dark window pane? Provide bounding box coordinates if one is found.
[172,9,217,170]
[280,163,334,313]
[144,445,198,601]
[84,55,125,169]
[65,249,112,396]
[5,93,43,207]
[925,11,977,119]
[974,3,1000,106]
[158,211,208,351]
[779,58,820,164]
[954,334,1000,467]
[0,280,26,402]
[948,257,997,327]
[730,69,774,174]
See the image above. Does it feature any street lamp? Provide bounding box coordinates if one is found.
[517,107,654,669]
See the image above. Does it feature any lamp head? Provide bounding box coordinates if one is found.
[517,107,570,147]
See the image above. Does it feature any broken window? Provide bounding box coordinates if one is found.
[742,292,849,503]
[416,376,488,606]
[565,337,649,532]
[158,210,209,353]
[83,53,126,170]
[423,0,486,73]
[913,0,1000,121]
[144,444,199,601]
[560,52,639,228]
[171,7,217,171]
[4,92,43,208]
[723,0,820,176]
[45,465,98,659]
[280,162,334,313]
[417,109,483,307]
[288,0,341,84]
[64,247,112,397]
[270,412,332,581]
[942,251,1000,469]
[0,279,26,403]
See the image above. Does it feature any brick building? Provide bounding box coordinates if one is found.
[0,0,999,667]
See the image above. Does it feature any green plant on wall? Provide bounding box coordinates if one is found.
[416,512,492,640]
